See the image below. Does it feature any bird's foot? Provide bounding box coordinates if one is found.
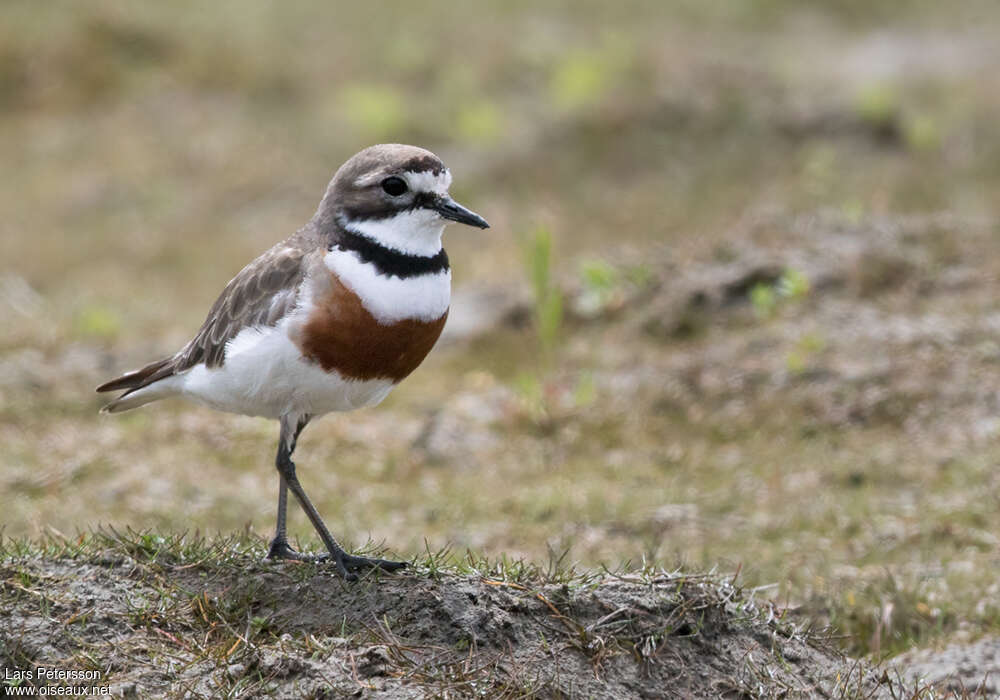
[267,538,405,580]
[340,552,407,574]
[266,537,329,563]
[324,551,407,581]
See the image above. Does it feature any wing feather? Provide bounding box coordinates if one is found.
[175,242,307,371]
[97,239,309,401]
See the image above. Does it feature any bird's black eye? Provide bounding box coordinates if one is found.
[381,176,408,197]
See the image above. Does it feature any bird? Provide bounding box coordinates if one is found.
[97,144,489,580]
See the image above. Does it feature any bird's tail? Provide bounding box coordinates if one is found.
[96,357,179,413]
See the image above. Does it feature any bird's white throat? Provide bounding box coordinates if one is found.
[323,246,451,325]
[338,209,446,257]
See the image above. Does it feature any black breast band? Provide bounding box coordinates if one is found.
[332,230,449,279]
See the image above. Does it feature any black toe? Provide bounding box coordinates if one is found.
[267,539,328,562]
[341,553,407,573]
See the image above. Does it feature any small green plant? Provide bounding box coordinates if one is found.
[777,268,810,300]
[750,268,811,319]
[750,282,777,318]
[575,259,653,318]
[514,229,603,427]
[572,370,596,407]
[522,226,563,358]
[514,371,546,423]
[580,259,618,293]
[576,259,621,318]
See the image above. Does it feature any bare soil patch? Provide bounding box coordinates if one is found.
[0,534,891,699]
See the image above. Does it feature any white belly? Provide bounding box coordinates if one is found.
[179,322,394,419]
[176,252,449,420]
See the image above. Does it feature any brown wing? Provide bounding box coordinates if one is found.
[175,242,307,370]
[97,239,309,396]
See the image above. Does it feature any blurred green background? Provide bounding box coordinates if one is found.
[2,0,999,658]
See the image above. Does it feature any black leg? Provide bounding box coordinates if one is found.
[267,475,329,561]
[267,415,319,561]
[266,414,406,580]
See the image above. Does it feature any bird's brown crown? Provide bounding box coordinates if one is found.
[317,144,448,223]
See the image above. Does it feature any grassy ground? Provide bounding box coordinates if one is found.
[2,0,999,686]
[0,530,934,697]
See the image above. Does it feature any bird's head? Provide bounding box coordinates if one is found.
[318,144,488,256]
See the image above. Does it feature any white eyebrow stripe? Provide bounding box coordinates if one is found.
[352,169,452,194]
[404,169,451,194]
[353,172,382,187]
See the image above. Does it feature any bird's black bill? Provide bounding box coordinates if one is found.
[434,196,489,229]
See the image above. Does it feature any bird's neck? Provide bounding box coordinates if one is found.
[328,226,449,280]
[335,210,445,257]
[322,227,452,324]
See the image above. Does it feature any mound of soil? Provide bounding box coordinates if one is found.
[1,544,886,698]
[893,637,1000,697]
